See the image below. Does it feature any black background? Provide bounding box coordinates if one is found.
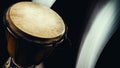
[0,0,120,68]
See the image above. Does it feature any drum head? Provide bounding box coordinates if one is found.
[6,2,65,44]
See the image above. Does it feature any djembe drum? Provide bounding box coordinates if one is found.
[3,1,66,68]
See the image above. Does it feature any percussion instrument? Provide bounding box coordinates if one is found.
[3,1,66,67]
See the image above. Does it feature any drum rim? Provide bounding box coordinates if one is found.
[4,18,67,45]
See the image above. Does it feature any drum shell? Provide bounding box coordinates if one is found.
[6,29,54,67]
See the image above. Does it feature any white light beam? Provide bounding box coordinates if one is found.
[32,0,56,8]
[76,0,120,68]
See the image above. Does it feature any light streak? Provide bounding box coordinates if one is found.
[32,0,56,8]
[76,0,120,68]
